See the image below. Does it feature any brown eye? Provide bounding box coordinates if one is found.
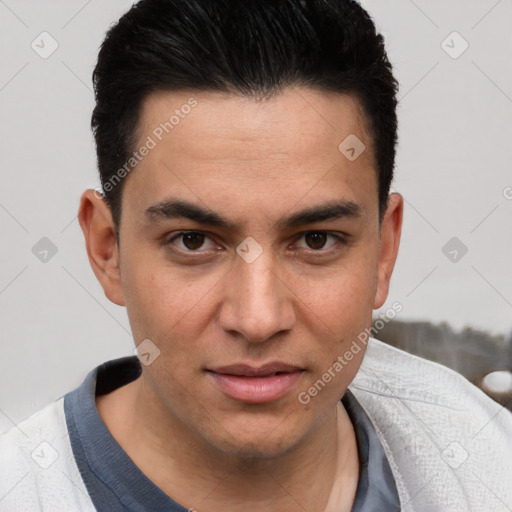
[162,231,222,256]
[304,232,328,250]
[181,232,206,250]
[295,231,346,254]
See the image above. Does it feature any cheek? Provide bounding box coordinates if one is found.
[338,270,376,328]
[120,250,224,346]
[294,258,377,334]
[296,271,373,405]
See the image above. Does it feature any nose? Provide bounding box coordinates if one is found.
[219,250,296,343]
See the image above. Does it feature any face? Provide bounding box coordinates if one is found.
[80,87,402,458]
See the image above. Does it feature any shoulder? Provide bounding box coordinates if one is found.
[0,397,94,512]
[350,337,512,511]
[354,337,512,423]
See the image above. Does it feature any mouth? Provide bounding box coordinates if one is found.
[206,363,305,404]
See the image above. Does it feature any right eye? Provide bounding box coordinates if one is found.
[164,231,221,253]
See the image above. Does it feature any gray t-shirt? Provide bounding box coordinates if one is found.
[64,356,400,511]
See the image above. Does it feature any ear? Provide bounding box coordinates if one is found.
[373,192,403,309]
[78,189,125,306]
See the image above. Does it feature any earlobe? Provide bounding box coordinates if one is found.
[373,193,403,309]
[78,189,126,306]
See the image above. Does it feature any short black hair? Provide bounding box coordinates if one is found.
[91,0,399,230]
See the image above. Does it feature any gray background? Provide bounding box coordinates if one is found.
[1,0,511,432]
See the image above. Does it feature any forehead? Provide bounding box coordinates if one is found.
[137,87,372,158]
[124,87,378,225]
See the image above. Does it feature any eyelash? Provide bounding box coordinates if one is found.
[163,230,348,257]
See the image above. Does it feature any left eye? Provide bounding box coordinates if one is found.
[296,232,342,251]
[169,231,218,251]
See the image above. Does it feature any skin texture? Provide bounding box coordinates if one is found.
[78,87,403,512]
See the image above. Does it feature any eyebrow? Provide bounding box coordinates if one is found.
[145,200,236,230]
[276,199,363,229]
[144,198,363,231]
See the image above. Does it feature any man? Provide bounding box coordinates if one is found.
[1,0,511,511]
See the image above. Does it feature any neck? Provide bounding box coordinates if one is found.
[96,374,359,512]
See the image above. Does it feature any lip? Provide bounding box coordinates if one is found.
[210,362,303,377]
[207,362,304,403]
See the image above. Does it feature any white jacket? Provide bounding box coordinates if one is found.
[351,339,512,511]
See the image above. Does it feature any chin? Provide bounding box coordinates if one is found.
[200,421,307,461]
[216,438,297,460]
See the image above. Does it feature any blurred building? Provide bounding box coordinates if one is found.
[375,320,512,411]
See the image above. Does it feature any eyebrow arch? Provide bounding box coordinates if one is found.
[276,199,363,229]
[145,200,236,230]
[144,198,363,231]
